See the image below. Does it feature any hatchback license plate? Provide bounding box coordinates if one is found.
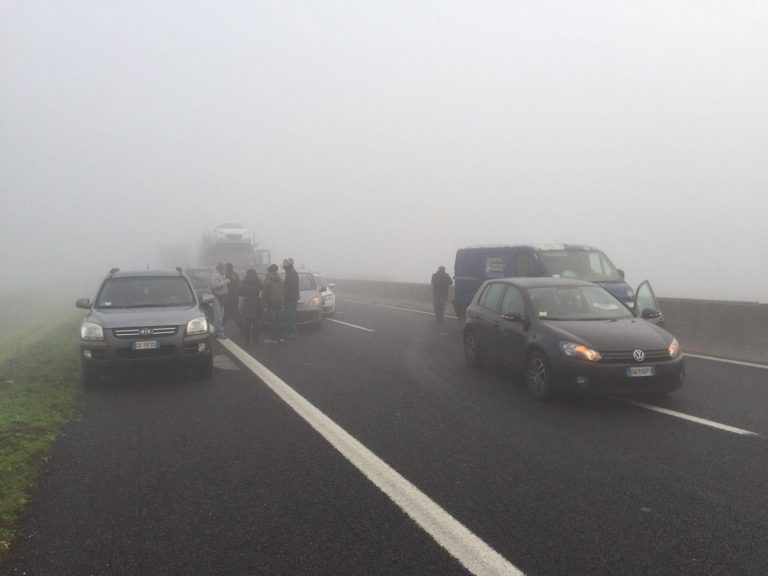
[132,340,159,351]
[626,366,655,377]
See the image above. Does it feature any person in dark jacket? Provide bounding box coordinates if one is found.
[431,265,453,321]
[262,264,285,343]
[282,257,300,338]
[223,263,241,328]
[239,269,263,344]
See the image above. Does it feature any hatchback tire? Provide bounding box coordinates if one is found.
[463,331,484,369]
[526,350,553,400]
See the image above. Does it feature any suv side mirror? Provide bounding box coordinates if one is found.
[319,287,327,293]
[617,269,625,281]
[200,293,215,305]
[329,282,336,288]
[76,298,91,309]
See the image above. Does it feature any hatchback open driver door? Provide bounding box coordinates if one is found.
[634,280,664,326]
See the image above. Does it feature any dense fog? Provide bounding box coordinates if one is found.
[1,1,766,302]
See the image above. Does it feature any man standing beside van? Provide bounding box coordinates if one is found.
[431,266,453,322]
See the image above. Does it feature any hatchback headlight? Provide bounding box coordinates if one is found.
[668,337,680,359]
[186,316,208,336]
[80,321,104,341]
[560,341,602,362]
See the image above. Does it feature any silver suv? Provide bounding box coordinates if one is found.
[76,268,214,385]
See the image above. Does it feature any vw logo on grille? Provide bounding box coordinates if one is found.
[139,328,152,336]
[633,349,646,362]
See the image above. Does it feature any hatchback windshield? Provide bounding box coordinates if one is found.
[538,250,621,282]
[96,277,196,308]
[528,286,633,320]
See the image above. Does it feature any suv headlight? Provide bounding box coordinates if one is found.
[668,337,680,359]
[80,321,104,341]
[309,296,323,307]
[186,316,208,336]
[560,341,602,362]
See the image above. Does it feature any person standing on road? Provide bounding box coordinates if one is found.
[431,265,453,322]
[239,268,263,344]
[223,262,241,329]
[262,264,285,343]
[282,257,300,338]
[210,262,230,338]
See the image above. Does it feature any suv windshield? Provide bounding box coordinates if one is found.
[538,250,621,282]
[529,286,633,321]
[95,277,196,309]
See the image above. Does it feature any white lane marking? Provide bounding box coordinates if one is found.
[219,338,524,576]
[620,399,761,437]
[340,298,459,320]
[684,353,768,371]
[326,318,375,332]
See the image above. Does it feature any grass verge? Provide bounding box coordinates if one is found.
[0,315,81,559]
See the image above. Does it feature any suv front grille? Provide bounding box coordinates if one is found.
[600,349,670,363]
[113,326,178,338]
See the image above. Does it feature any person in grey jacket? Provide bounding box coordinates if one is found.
[210,262,230,338]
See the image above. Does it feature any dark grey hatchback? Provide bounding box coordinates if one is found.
[463,277,685,399]
[76,269,214,385]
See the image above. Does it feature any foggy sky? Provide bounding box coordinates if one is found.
[2,1,767,301]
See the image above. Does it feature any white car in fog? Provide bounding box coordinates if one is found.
[313,274,336,315]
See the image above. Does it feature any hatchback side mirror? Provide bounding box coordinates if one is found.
[76,298,91,309]
[200,293,215,305]
[640,308,662,319]
[319,287,327,293]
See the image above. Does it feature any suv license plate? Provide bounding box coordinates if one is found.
[132,340,160,351]
[626,366,655,377]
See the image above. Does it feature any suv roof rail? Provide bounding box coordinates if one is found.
[109,268,120,276]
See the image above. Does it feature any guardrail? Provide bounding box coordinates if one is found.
[332,279,768,364]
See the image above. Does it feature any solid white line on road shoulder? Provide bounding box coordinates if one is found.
[219,338,524,576]
[620,399,761,437]
[684,353,768,371]
[326,318,375,332]
[340,298,459,320]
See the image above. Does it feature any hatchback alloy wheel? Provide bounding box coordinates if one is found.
[463,331,483,368]
[527,351,552,400]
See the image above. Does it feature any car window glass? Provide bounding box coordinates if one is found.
[299,274,315,291]
[529,286,633,320]
[96,277,195,308]
[501,287,525,316]
[635,282,658,313]
[480,283,506,312]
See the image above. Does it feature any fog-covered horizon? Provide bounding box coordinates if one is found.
[2,2,766,303]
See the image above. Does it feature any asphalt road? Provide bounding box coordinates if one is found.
[3,299,768,575]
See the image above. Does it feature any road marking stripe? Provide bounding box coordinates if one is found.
[326,318,375,332]
[620,399,761,437]
[684,353,768,370]
[340,298,459,320]
[219,338,524,576]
